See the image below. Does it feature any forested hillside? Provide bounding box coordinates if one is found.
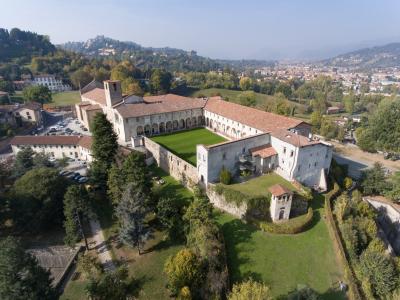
[0,28,56,62]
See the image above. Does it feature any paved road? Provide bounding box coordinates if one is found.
[89,218,116,271]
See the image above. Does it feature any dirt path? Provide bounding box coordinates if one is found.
[89,218,116,271]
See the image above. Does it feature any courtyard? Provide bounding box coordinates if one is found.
[150,127,226,165]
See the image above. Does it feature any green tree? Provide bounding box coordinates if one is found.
[275,82,292,98]
[115,183,151,254]
[361,163,390,195]
[122,151,151,195]
[32,152,51,168]
[227,279,272,300]
[343,93,355,114]
[239,77,253,91]
[238,91,256,107]
[164,248,202,295]
[70,69,92,88]
[85,266,135,300]
[0,237,58,300]
[156,197,183,239]
[13,147,34,176]
[121,77,144,96]
[63,185,90,247]
[107,164,124,205]
[22,85,51,104]
[385,171,400,203]
[90,113,118,186]
[10,167,68,232]
[310,111,322,131]
[77,253,103,280]
[150,69,172,94]
[359,249,398,297]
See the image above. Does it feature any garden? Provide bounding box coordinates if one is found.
[150,127,226,165]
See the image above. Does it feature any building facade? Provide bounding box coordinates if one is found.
[11,135,93,162]
[33,75,71,92]
[74,80,332,190]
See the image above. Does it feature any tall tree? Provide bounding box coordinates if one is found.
[90,113,118,186]
[10,167,68,232]
[150,69,172,94]
[63,185,90,247]
[115,183,152,254]
[13,147,34,176]
[361,163,390,195]
[107,163,124,205]
[0,237,58,300]
[122,151,151,195]
[22,85,51,104]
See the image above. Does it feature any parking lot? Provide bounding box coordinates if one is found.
[40,113,91,137]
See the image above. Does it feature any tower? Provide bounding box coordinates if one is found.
[104,80,122,107]
[268,184,293,222]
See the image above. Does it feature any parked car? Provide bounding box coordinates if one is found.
[78,177,88,184]
[74,175,82,181]
[49,157,56,162]
[59,170,69,176]
[72,172,81,180]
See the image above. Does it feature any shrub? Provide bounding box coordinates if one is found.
[259,207,313,234]
[219,167,232,185]
[344,177,353,190]
[228,279,272,300]
[164,248,203,295]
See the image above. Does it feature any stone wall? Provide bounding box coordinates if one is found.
[207,183,247,218]
[143,137,198,187]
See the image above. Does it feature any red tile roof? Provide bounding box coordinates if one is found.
[77,136,92,149]
[11,135,93,149]
[115,94,206,118]
[271,129,321,147]
[81,88,106,106]
[81,104,102,111]
[268,184,293,196]
[249,144,277,158]
[204,97,307,133]
[11,135,80,146]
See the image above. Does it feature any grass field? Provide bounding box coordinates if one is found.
[215,195,345,299]
[228,173,296,196]
[189,88,306,112]
[50,91,81,107]
[150,128,226,165]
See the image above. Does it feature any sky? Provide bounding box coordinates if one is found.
[2,0,400,60]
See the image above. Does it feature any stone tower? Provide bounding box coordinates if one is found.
[104,80,122,107]
[268,184,293,222]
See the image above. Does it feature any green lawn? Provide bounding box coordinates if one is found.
[189,88,306,113]
[50,91,81,107]
[228,173,296,197]
[215,194,345,299]
[150,128,226,165]
[60,279,87,300]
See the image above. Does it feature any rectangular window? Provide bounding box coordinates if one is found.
[283,147,286,154]
[290,150,294,157]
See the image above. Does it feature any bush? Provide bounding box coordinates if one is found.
[219,167,232,185]
[164,248,203,295]
[259,207,313,234]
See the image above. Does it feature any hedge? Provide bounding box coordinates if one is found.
[259,207,314,234]
[213,184,270,211]
[324,181,363,300]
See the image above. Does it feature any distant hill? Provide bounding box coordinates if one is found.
[59,35,273,72]
[322,42,400,69]
[0,28,56,62]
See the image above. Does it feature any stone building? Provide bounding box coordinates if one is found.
[74,80,332,190]
[269,184,294,222]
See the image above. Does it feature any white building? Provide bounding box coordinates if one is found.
[74,80,332,190]
[10,135,93,162]
[269,184,293,222]
[33,75,71,92]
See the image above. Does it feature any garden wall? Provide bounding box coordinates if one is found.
[207,183,247,218]
[143,137,198,187]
